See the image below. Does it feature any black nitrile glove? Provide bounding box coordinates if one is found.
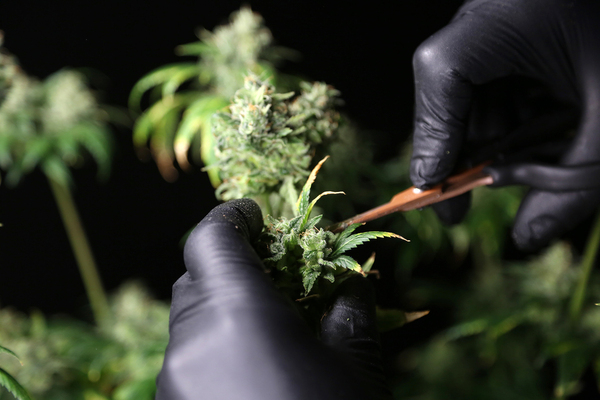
[155,199,391,400]
[410,0,600,251]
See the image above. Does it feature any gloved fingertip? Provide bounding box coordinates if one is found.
[410,156,439,189]
[321,277,392,399]
[321,276,377,345]
[431,192,471,225]
[201,198,264,241]
[512,214,558,253]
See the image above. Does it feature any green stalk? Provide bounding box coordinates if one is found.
[47,177,110,326]
[569,210,600,322]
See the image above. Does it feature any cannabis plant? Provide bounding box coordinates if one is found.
[204,68,409,328]
[209,73,340,217]
[0,282,169,400]
[0,345,32,400]
[0,34,113,325]
[129,6,298,183]
[392,211,600,400]
[258,157,405,300]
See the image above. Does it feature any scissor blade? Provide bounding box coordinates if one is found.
[327,163,493,233]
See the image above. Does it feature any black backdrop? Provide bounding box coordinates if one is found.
[0,1,464,318]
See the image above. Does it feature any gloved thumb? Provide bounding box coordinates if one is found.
[321,276,392,400]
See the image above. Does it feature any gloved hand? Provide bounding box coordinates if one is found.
[155,199,391,400]
[410,0,600,251]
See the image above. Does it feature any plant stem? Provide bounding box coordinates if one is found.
[569,210,600,322]
[47,177,110,326]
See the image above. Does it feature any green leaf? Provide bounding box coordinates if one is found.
[299,190,344,231]
[332,223,363,249]
[322,268,335,283]
[301,267,321,294]
[174,95,229,166]
[131,111,154,147]
[295,156,329,217]
[0,346,20,364]
[555,346,592,398]
[361,252,376,274]
[376,307,408,332]
[304,214,323,231]
[330,231,405,259]
[21,137,52,173]
[41,155,73,188]
[0,368,33,400]
[175,41,214,56]
[71,123,113,179]
[132,92,200,149]
[162,64,201,98]
[112,377,156,400]
[331,254,362,273]
[128,63,197,110]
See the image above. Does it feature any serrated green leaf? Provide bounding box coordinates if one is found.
[331,254,362,272]
[128,63,197,110]
[295,156,329,217]
[289,215,303,232]
[302,267,321,294]
[304,214,323,231]
[333,223,364,249]
[323,268,335,283]
[0,368,33,400]
[330,231,405,259]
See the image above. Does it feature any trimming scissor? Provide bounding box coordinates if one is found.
[327,112,600,233]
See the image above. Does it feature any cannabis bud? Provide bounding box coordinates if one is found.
[210,74,341,216]
[258,157,406,298]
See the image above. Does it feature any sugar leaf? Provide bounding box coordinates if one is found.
[330,231,407,259]
[331,254,363,273]
[296,156,329,217]
[301,266,321,294]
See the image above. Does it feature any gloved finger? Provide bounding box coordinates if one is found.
[512,109,600,251]
[410,0,577,189]
[183,198,264,281]
[431,192,471,226]
[511,3,600,252]
[512,189,600,252]
[321,276,392,400]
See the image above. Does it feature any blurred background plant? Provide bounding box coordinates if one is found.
[390,212,600,399]
[0,282,169,400]
[129,6,300,185]
[0,32,113,326]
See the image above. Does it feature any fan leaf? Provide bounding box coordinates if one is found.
[0,368,33,400]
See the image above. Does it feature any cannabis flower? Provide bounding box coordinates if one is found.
[210,73,341,215]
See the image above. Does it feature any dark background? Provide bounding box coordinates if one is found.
[0,1,464,319]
